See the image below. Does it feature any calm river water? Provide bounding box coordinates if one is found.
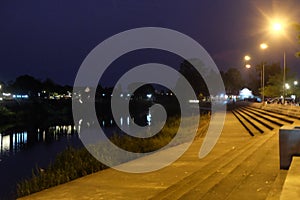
[0,125,83,199]
[0,112,153,199]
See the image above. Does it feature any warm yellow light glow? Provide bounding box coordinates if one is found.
[285,83,290,89]
[294,81,298,86]
[260,43,268,50]
[269,19,286,36]
[273,22,282,31]
[244,55,251,61]
[245,64,251,69]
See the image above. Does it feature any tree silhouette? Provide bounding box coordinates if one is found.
[294,23,300,57]
[221,68,244,94]
[176,59,209,97]
[11,75,42,95]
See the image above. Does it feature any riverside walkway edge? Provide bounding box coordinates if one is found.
[19,111,287,200]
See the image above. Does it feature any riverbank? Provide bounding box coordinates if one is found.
[0,99,73,129]
[18,112,284,200]
[16,114,210,198]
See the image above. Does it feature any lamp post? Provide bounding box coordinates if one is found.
[294,81,298,100]
[283,51,286,103]
[271,21,287,104]
[260,43,268,103]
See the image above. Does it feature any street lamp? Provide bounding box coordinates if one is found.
[273,23,283,32]
[294,81,298,86]
[244,55,251,68]
[244,55,251,61]
[285,83,290,90]
[260,43,268,103]
[271,21,287,103]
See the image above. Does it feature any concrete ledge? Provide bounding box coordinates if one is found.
[279,126,300,169]
[280,157,300,200]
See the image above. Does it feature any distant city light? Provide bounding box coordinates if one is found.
[13,94,29,99]
[3,93,11,96]
[84,87,90,93]
[189,99,200,103]
[146,94,152,98]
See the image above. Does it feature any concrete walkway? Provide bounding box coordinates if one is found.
[19,112,286,200]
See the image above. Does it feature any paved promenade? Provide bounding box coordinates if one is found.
[19,111,288,200]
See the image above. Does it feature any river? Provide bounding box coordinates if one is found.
[0,125,83,199]
[0,111,154,200]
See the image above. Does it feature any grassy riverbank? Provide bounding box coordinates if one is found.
[0,100,73,127]
[17,114,210,197]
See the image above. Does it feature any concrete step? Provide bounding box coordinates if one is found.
[149,131,274,199]
[279,157,300,200]
[247,105,300,126]
[234,109,271,135]
[216,132,278,200]
[245,107,294,124]
[241,107,288,127]
[237,109,275,131]
[266,170,288,200]
[179,133,276,200]
[232,110,263,136]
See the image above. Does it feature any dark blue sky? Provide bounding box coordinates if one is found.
[1,0,300,86]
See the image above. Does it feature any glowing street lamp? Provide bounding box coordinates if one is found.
[260,43,268,102]
[285,83,290,90]
[273,23,282,32]
[244,55,251,68]
[260,43,268,50]
[294,81,298,86]
[244,55,251,61]
[270,20,287,103]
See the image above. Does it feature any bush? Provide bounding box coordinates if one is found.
[17,147,107,197]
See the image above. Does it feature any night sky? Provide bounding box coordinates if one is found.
[1,0,300,86]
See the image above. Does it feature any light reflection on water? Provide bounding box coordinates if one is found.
[0,125,76,158]
[0,124,81,199]
[0,112,153,158]
[77,112,152,135]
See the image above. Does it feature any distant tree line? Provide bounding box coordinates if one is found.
[1,75,72,97]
